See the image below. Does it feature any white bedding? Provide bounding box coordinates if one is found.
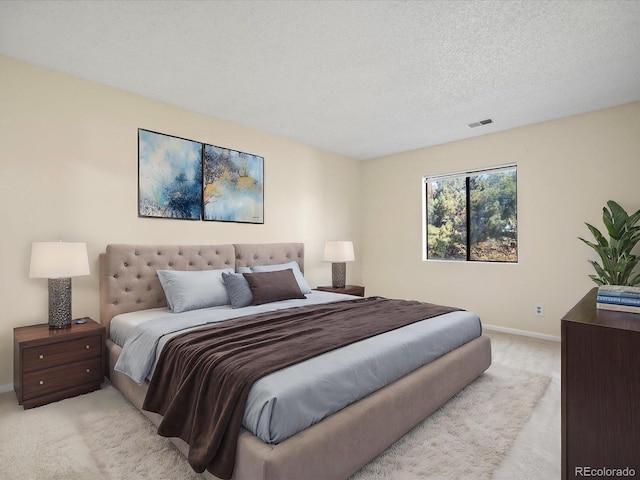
[111,292,482,444]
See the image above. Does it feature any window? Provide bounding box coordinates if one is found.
[423,165,517,262]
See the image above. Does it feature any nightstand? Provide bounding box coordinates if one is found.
[316,285,365,297]
[14,318,106,409]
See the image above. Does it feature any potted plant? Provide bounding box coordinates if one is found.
[579,200,640,286]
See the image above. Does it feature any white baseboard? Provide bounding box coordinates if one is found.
[483,323,560,343]
[0,383,14,394]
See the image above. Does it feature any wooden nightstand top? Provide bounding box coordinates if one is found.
[315,285,365,297]
[14,318,105,345]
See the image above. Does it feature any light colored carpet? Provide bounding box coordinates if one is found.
[0,331,560,480]
[0,382,201,480]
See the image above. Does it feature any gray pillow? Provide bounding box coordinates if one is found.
[222,272,253,308]
[157,268,233,313]
[243,269,306,305]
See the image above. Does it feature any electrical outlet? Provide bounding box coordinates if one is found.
[535,304,544,316]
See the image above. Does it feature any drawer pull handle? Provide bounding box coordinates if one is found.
[39,380,44,385]
[85,345,90,350]
[39,354,44,359]
[86,369,90,373]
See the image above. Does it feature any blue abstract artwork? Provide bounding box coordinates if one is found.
[138,129,203,220]
[203,144,264,224]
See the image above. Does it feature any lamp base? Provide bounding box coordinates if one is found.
[48,278,72,329]
[331,262,347,289]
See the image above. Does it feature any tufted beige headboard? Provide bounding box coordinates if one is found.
[99,243,304,336]
[234,243,304,272]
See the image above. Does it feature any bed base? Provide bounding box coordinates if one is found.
[107,335,491,480]
[100,243,491,480]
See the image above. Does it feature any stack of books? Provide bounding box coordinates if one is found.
[596,285,640,314]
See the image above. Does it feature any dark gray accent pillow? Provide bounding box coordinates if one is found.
[243,269,306,305]
[222,272,254,308]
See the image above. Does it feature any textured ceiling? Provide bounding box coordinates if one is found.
[1,0,639,160]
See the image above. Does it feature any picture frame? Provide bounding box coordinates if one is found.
[138,129,203,220]
[202,143,264,224]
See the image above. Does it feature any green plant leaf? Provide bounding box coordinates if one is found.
[628,272,640,286]
[626,208,640,228]
[581,201,640,286]
[604,201,630,241]
[579,238,616,274]
[602,207,617,239]
[617,229,640,255]
[588,274,605,286]
[584,223,609,247]
[607,200,629,231]
[588,260,612,284]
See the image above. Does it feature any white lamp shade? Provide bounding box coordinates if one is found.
[323,241,355,262]
[29,242,90,279]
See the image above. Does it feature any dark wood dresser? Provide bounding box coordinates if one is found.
[562,288,640,479]
[14,319,106,409]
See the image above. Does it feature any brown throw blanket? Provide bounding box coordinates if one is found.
[142,297,460,479]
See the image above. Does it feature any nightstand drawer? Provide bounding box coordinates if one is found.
[22,357,103,401]
[22,335,102,372]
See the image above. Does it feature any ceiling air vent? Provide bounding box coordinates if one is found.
[467,118,493,128]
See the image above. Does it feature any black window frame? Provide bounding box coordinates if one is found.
[423,164,518,263]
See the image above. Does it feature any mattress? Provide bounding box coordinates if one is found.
[111,292,482,444]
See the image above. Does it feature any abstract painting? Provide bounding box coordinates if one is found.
[138,129,203,220]
[202,144,264,224]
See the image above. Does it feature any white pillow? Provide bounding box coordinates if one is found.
[249,261,312,294]
[157,268,234,313]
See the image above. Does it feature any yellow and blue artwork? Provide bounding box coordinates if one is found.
[203,144,264,224]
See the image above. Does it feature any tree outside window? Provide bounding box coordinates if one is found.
[425,166,517,262]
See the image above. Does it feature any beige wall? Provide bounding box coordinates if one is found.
[0,55,362,386]
[361,101,640,338]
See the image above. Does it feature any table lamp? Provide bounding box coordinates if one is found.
[29,242,90,328]
[323,241,355,288]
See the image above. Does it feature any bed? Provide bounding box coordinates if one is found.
[99,243,492,480]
